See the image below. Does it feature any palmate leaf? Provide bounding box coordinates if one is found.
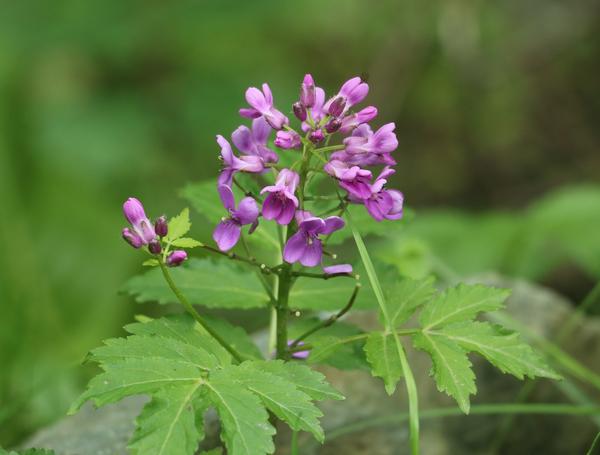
[412,283,560,413]
[364,332,404,395]
[412,332,476,413]
[72,316,342,455]
[220,362,325,442]
[129,387,205,455]
[123,258,269,309]
[419,283,510,329]
[385,277,437,327]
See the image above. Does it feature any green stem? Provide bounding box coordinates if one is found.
[291,270,354,280]
[158,258,244,362]
[199,242,276,274]
[313,144,345,154]
[276,265,293,360]
[290,283,361,348]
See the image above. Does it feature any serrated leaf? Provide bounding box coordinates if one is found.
[385,277,437,327]
[171,237,202,248]
[225,362,325,441]
[205,372,275,455]
[143,259,159,267]
[419,284,510,330]
[364,332,404,395]
[202,314,263,360]
[129,386,204,455]
[123,258,269,309]
[255,360,344,402]
[433,321,560,380]
[167,208,191,241]
[413,332,475,413]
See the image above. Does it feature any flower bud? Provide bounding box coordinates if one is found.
[122,228,143,249]
[154,215,168,238]
[274,130,301,149]
[325,118,342,134]
[327,96,346,117]
[292,102,307,122]
[148,241,162,255]
[167,250,188,267]
[309,129,325,144]
[300,74,316,108]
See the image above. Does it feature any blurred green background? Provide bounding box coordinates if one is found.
[1,0,599,448]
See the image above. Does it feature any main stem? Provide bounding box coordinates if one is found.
[158,259,244,362]
[276,264,292,360]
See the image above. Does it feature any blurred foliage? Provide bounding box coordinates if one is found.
[0,0,598,448]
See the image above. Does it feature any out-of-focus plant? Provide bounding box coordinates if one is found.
[70,75,558,455]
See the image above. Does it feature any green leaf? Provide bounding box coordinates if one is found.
[201,314,263,360]
[255,360,344,402]
[225,362,325,441]
[385,277,437,327]
[1,450,56,455]
[419,284,510,330]
[412,332,476,413]
[433,321,560,380]
[143,259,159,267]
[129,387,204,455]
[123,258,269,309]
[205,372,275,455]
[171,237,202,248]
[364,332,404,394]
[167,208,191,241]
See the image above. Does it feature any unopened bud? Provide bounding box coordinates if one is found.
[292,102,307,122]
[300,74,316,108]
[328,96,346,117]
[167,250,187,267]
[309,129,325,144]
[154,216,168,237]
[148,241,162,255]
[325,118,342,134]
[122,228,143,249]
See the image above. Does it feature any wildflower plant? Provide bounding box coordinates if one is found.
[71,75,560,455]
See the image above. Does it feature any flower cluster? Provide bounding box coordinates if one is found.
[214,74,404,269]
[121,198,187,267]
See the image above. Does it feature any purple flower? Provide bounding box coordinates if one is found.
[167,250,187,267]
[231,117,278,163]
[324,76,369,117]
[362,167,404,221]
[339,106,378,134]
[333,123,398,166]
[288,340,310,360]
[217,135,264,186]
[324,159,372,199]
[301,87,327,132]
[323,264,353,275]
[122,198,157,248]
[300,74,316,108]
[239,83,289,130]
[213,185,259,251]
[274,130,301,149]
[283,211,345,267]
[260,169,299,225]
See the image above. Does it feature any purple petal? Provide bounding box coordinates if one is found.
[277,199,296,225]
[295,210,314,224]
[231,125,253,154]
[217,135,234,165]
[122,227,143,249]
[262,83,273,105]
[261,193,284,221]
[346,82,369,106]
[385,190,404,220]
[288,341,310,359]
[213,220,241,251]
[123,198,147,226]
[283,231,308,264]
[137,219,157,244]
[252,117,271,144]
[218,168,235,186]
[245,87,269,113]
[322,216,345,235]
[299,217,326,235]
[166,250,187,267]
[235,197,259,225]
[300,238,322,267]
[239,107,261,118]
[323,264,353,275]
[218,184,235,211]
